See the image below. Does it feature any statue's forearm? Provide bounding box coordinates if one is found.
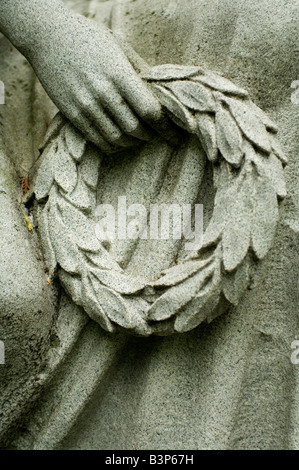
[0,0,72,55]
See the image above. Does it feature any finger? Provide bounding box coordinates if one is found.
[90,78,153,141]
[78,124,116,154]
[82,113,141,151]
[102,95,153,141]
[115,73,182,145]
[69,110,117,153]
[115,72,163,124]
[79,95,121,142]
[78,95,141,148]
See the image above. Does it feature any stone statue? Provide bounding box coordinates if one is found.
[0,0,298,450]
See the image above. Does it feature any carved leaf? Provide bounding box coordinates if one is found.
[59,270,82,305]
[215,103,244,167]
[148,263,214,321]
[57,197,101,252]
[195,113,218,162]
[65,176,92,212]
[202,173,239,248]
[143,64,203,81]
[222,167,252,271]
[246,142,287,199]
[249,102,278,134]
[212,158,235,191]
[251,175,279,260]
[165,81,215,112]
[221,95,272,154]
[201,212,224,248]
[259,153,287,199]
[79,146,101,189]
[152,257,214,287]
[175,278,221,333]
[48,201,79,274]
[82,274,115,332]
[270,135,288,166]
[64,123,87,162]
[206,293,231,324]
[39,112,65,152]
[90,276,142,330]
[193,72,248,98]
[34,143,56,200]
[122,297,152,336]
[37,204,57,274]
[222,255,250,305]
[53,139,78,194]
[96,286,131,329]
[91,268,146,295]
[150,318,175,336]
[152,84,196,131]
[85,250,124,273]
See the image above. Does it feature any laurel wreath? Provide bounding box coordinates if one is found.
[34,64,287,336]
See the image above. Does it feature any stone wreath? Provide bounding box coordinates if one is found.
[34,64,287,336]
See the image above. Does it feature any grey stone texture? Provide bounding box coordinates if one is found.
[0,0,298,450]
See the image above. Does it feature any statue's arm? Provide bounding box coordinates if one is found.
[0,0,162,150]
[0,0,70,51]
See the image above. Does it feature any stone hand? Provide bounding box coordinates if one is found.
[29,15,164,152]
[0,1,163,152]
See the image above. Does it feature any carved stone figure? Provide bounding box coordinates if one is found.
[0,0,298,450]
